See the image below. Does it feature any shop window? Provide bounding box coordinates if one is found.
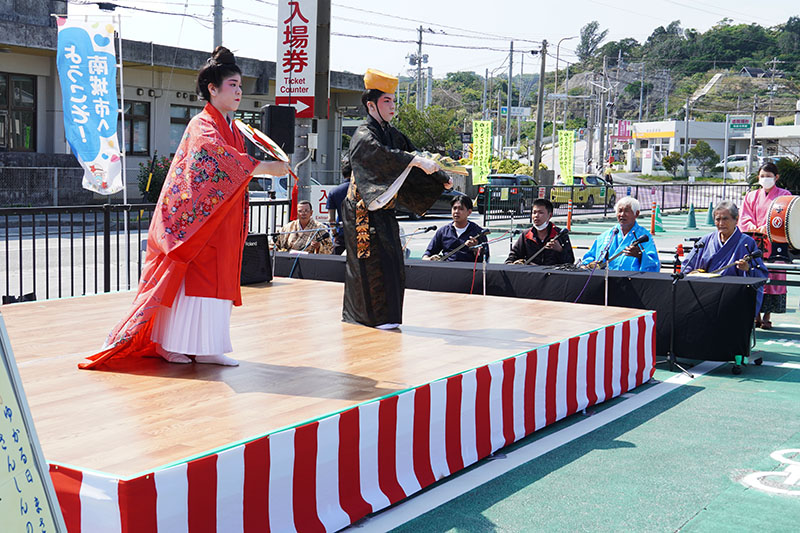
[0,73,36,151]
[118,101,150,155]
[169,104,202,153]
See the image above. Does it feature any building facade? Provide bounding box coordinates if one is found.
[0,0,363,203]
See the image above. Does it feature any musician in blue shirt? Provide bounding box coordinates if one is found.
[581,196,660,272]
[422,195,489,262]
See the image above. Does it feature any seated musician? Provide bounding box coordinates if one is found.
[505,198,574,266]
[275,200,333,254]
[422,195,489,262]
[581,196,660,272]
[683,201,768,279]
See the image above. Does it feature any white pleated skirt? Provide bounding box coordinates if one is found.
[150,280,234,355]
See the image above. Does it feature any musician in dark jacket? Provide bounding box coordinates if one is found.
[422,195,489,262]
[506,198,574,266]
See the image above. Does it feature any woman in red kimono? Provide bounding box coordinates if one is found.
[738,162,791,329]
[80,46,289,369]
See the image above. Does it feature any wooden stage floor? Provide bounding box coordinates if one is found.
[1,278,647,478]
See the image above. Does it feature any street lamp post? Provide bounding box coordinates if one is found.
[552,36,578,174]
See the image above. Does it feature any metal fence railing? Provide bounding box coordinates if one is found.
[482,183,755,224]
[1,199,290,304]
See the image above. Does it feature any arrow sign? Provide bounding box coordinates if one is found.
[275,96,315,118]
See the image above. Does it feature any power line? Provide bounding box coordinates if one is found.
[330,1,542,45]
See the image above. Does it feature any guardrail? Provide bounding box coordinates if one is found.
[1,199,290,304]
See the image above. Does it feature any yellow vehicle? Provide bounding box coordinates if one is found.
[550,174,616,209]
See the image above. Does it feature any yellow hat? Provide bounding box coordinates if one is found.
[364,68,398,94]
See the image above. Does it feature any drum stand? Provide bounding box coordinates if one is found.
[655,272,695,378]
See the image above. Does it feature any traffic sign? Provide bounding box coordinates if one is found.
[460,132,473,143]
[500,106,531,118]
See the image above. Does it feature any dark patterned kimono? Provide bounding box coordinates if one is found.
[342,115,449,326]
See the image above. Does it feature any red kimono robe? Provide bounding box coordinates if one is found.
[80,104,260,369]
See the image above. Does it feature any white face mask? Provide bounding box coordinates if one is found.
[533,221,549,231]
[759,177,776,190]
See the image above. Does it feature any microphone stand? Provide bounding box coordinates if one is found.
[482,245,487,297]
[655,271,695,378]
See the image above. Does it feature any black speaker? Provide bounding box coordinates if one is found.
[261,105,296,154]
[241,234,273,285]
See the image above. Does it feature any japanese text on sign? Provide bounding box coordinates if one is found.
[56,17,122,195]
[0,315,65,532]
[276,0,317,117]
[472,121,492,186]
[558,130,575,185]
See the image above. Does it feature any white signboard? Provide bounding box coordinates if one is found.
[311,184,334,224]
[500,106,532,118]
[0,315,66,532]
[276,0,317,118]
[729,115,752,131]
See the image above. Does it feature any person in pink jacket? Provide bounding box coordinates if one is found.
[738,162,791,329]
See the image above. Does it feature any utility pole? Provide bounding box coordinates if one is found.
[563,62,570,128]
[425,66,433,108]
[517,53,524,147]
[533,40,547,183]
[683,97,690,178]
[638,61,645,122]
[213,0,222,48]
[495,91,501,157]
[482,68,488,120]
[416,26,423,111]
[598,56,607,171]
[663,69,670,119]
[746,95,758,177]
[506,41,514,152]
[766,56,786,117]
[585,74,595,172]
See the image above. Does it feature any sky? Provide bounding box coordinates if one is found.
[67,0,799,78]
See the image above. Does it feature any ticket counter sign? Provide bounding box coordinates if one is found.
[0,315,66,532]
[275,0,317,118]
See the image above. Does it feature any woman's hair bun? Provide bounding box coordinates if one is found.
[210,46,236,66]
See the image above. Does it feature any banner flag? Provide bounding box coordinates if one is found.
[558,129,575,185]
[57,17,122,195]
[472,120,492,185]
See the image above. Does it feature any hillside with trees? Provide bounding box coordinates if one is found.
[374,16,800,159]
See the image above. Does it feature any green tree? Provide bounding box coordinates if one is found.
[497,159,522,174]
[661,151,684,178]
[686,140,720,177]
[138,155,171,203]
[776,157,800,193]
[624,81,653,98]
[576,21,608,63]
[393,104,460,153]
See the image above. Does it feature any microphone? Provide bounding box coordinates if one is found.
[599,226,619,263]
[631,234,649,246]
[554,227,570,244]
[418,225,437,232]
[748,248,763,261]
